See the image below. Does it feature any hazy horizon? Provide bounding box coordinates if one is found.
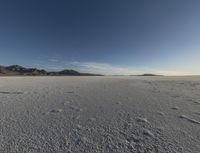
[1,0,200,75]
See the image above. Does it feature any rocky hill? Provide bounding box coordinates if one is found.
[0,65,102,76]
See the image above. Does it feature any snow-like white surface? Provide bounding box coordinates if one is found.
[0,76,200,153]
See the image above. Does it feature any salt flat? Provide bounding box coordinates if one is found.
[0,76,200,153]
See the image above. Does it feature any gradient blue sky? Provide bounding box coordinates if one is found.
[0,0,200,75]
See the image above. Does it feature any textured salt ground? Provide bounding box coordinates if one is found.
[0,76,200,153]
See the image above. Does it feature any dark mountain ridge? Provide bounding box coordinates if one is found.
[0,65,102,76]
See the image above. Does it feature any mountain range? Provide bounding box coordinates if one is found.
[0,65,102,76]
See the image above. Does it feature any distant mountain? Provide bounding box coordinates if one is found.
[0,65,103,76]
[137,74,163,76]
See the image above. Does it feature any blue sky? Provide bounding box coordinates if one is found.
[0,0,200,75]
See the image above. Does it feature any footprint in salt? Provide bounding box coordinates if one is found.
[43,108,63,115]
[116,101,122,105]
[195,112,200,116]
[171,95,179,98]
[157,111,165,116]
[0,91,24,95]
[62,101,71,105]
[66,91,74,94]
[171,106,179,110]
[143,129,155,138]
[50,109,63,113]
[136,117,149,123]
[192,100,200,105]
[188,99,200,105]
[70,105,82,112]
[179,115,200,125]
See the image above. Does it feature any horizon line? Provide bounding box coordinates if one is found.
[1,64,200,77]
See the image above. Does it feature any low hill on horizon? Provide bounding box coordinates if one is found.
[0,65,103,76]
[137,74,164,76]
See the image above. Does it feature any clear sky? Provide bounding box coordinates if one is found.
[0,0,200,75]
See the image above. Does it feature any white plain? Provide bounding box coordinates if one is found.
[0,76,200,153]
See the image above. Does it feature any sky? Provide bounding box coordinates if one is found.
[0,0,200,75]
